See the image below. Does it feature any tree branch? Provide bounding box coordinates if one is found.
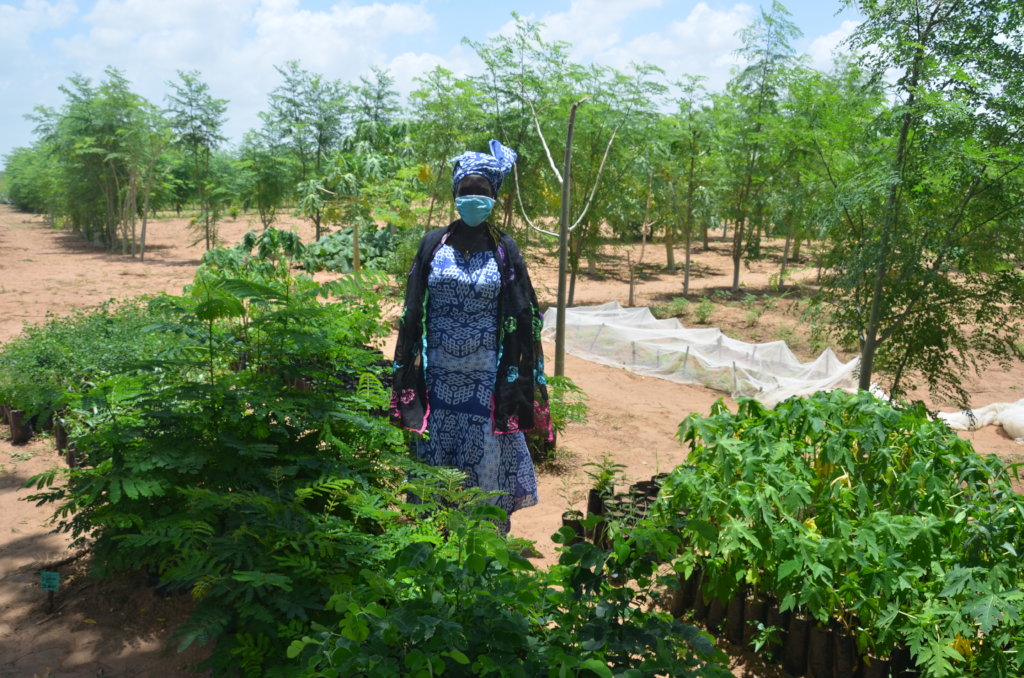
[519,86,570,185]
[513,163,558,238]
[569,118,622,232]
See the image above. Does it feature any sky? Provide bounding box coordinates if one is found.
[0,0,863,161]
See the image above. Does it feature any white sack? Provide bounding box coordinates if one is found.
[937,398,1024,442]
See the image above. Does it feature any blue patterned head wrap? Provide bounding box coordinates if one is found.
[451,139,518,197]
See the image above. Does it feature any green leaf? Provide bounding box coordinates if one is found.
[466,553,486,575]
[686,519,718,543]
[579,658,613,678]
[286,638,314,659]
[447,650,470,665]
[777,558,802,581]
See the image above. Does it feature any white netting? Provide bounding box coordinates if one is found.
[541,302,860,407]
[937,399,1024,441]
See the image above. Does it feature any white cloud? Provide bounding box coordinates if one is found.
[537,0,664,58]
[806,19,859,72]
[0,0,77,49]
[597,2,754,89]
[45,0,436,145]
[54,1,435,84]
[387,43,480,100]
[248,0,433,71]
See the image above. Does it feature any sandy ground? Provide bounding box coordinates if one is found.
[1,205,1022,677]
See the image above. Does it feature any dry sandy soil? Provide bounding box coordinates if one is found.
[1,205,1022,677]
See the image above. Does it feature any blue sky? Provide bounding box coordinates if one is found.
[0,0,863,161]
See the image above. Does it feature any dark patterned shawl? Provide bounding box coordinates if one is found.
[390,221,551,439]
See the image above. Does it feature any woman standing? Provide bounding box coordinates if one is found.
[391,140,550,532]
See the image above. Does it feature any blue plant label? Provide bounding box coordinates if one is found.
[40,571,60,591]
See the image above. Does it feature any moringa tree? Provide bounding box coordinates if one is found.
[822,0,1024,404]
[715,0,802,293]
[261,61,349,239]
[165,70,228,250]
[409,66,488,231]
[665,76,715,294]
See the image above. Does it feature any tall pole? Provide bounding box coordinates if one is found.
[555,101,582,377]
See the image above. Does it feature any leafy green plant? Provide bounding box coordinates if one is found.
[771,324,795,343]
[290,469,731,678]
[547,374,589,436]
[302,227,397,273]
[0,298,183,423]
[25,229,404,675]
[739,293,764,327]
[583,452,626,496]
[693,298,715,325]
[710,289,731,303]
[652,297,692,320]
[654,391,1024,677]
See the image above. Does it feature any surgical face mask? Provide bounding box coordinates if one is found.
[455,196,495,227]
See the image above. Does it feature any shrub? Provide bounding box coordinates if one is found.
[693,298,714,324]
[654,391,1024,677]
[0,298,183,421]
[652,297,692,320]
[302,227,398,273]
[26,229,404,674]
[290,472,732,678]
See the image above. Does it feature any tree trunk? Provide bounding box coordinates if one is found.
[628,254,637,307]
[554,101,582,378]
[684,215,693,297]
[684,155,697,295]
[779,225,792,292]
[664,192,676,272]
[568,230,582,307]
[731,218,746,293]
[629,174,654,307]
[424,193,438,233]
[140,191,150,262]
[858,50,924,391]
[424,158,447,232]
[352,223,361,272]
[786,232,802,261]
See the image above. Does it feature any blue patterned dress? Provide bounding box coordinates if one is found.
[416,243,539,524]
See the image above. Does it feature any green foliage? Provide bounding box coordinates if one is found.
[16,68,172,251]
[546,375,589,437]
[693,298,715,325]
[292,470,731,678]
[235,129,292,229]
[166,70,229,250]
[656,391,1024,677]
[583,453,627,496]
[24,229,402,675]
[0,299,181,420]
[4,146,56,213]
[652,297,692,320]
[302,227,400,273]
[820,0,1024,402]
[741,295,764,327]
